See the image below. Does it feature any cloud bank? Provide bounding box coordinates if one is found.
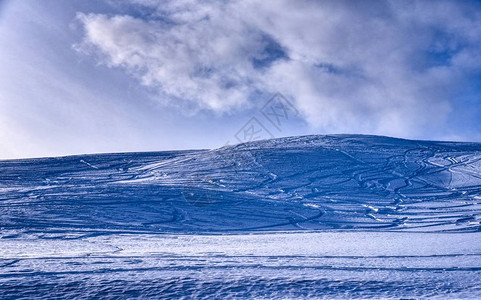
[76,0,481,138]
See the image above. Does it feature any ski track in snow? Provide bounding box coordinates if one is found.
[1,135,481,298]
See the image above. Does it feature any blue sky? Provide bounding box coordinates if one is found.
[1,0,481,159]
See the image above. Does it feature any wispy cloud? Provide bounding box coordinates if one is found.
[75,0,481,138]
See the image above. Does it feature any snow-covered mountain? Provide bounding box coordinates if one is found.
[1,135,481,298]
[2,134,481,235]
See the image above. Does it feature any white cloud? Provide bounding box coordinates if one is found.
[76,0,481,138]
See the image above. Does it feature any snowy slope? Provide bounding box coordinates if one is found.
[2,134,481,235]
[1,134,481,298]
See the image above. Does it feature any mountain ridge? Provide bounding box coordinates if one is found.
[1,134,481,236]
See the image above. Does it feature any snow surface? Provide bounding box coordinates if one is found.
[1,134,481,298]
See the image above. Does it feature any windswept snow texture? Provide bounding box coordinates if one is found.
[1,135,481,298]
